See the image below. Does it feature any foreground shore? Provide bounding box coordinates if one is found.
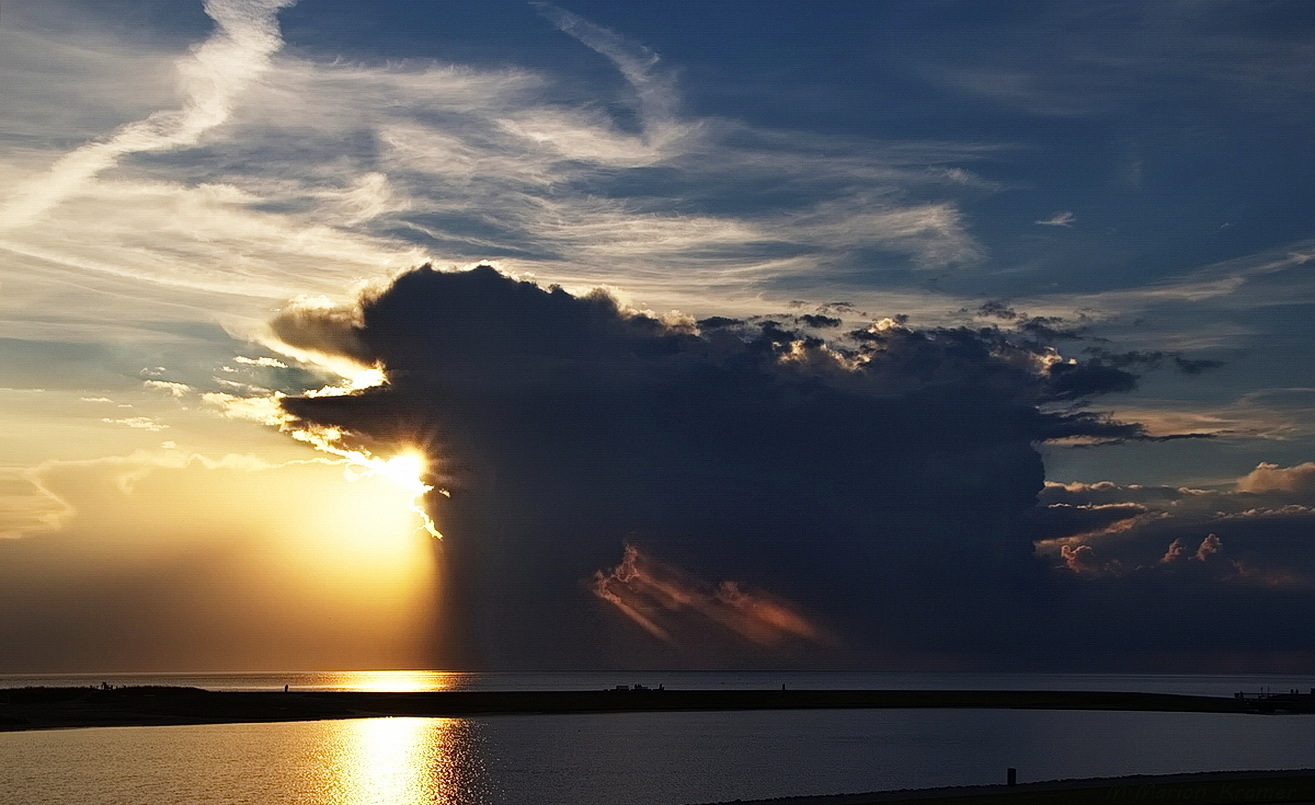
[699,769,1315,805]
[3,686,1312,731]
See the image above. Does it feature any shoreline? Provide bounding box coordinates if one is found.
[3,686,1311,732]
[697,769,1315,805]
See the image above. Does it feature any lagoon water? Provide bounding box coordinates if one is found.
[3,672,1315,805]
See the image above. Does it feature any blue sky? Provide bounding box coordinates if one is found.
[3,0,1315,670]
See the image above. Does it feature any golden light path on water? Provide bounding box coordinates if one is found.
[323,717,486,805]
[322,670,463,692]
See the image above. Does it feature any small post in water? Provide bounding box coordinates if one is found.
[1007,768,1017,787]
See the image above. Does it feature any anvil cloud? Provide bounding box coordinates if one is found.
[264,265,1307,670]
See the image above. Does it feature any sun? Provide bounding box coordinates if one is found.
[328,443,442,539]
[362,449,443,539]
[375,451,428,495]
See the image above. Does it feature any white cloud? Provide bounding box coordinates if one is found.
[532,2,693,151]
[1035,211,1075,227]
[1011,240,1315,333]
[1238,462,1315,495]
[101,416,169,432]
[0,0,296,231]
[233,355,287,368]
[0,0,1004,368]
[12,4,996,302]
[143,380,193,398]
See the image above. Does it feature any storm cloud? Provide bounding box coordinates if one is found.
[266,265,1303,670]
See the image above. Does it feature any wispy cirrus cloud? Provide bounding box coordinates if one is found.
[532,2,691,151]
[1097,388,1315,441]
[0,0,296,231]
[0,0,995,351]
[1035,210,1075,228]
[1009,241,1315,331]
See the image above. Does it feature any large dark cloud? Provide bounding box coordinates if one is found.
[269,265,1305,670]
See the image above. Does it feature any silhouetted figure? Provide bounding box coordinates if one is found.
[283,684,289,693]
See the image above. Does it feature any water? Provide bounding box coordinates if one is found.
[3,673,1315,804]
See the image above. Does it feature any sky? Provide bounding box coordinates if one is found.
[3,0,1315,672]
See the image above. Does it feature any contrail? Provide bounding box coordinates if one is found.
[0,0,296,231]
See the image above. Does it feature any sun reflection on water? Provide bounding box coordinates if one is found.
[326,717,488,805]
[322,670,464,692]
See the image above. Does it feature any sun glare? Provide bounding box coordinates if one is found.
[349,449,443,540]
[222,366,445,539]
[357,450,444,539]
[284,420,443,539]
[348,366,387,390]
[377,452,426,491]
[328,669,461,692]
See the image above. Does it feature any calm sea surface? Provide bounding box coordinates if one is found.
[3,672,1314,805]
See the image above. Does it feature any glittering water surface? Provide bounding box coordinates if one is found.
[1,717,488,805]
[3,707,1315,805]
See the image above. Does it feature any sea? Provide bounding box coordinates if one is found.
[2,671,1314,805]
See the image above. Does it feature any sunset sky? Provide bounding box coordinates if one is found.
[4,0,1315,672]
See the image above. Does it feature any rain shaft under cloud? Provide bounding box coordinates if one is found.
[268,265,1294,670]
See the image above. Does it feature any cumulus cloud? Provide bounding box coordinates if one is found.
[1238,461,1315,496]
[1161,538,1185,563]
[1037,464,1315,593]
[1027,467,1315,668]
[1195,533,1223,560]
[251,263,1218,668]
[1060,543,1102,574]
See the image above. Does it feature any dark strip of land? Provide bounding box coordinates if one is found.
[698,768,1315,805]
[4,687,1313,732]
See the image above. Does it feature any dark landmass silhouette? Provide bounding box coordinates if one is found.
[4,685,1314,731]
[699,769,1315,805]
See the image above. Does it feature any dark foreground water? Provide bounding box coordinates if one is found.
[2,673,1314,805]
